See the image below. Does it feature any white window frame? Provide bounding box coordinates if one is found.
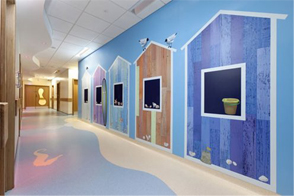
[84,88,89,103]
[201,63,246,121]
[95,85,102,106]
[113,82,124,108]
[143,76,162,112]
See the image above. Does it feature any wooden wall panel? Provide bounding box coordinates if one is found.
[5,2,16,190]
[0,1,7,194]
[0,103,8,195]
[136,43,172,149]
[0,0,6,102]
[25,85,35,107]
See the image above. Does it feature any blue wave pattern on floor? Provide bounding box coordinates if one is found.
[8,111,175,195]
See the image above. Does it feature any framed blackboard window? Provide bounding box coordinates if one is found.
[84,89,88,103]
[114,83,123,108]
[201,63,246,121]
[143,76,162,112]
[95,86,102,105]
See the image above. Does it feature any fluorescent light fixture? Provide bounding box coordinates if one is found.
[131,0,155,15]
[77,47,89,57]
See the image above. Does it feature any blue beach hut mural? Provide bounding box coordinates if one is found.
[182,10,287,191]
[108,56,131,135]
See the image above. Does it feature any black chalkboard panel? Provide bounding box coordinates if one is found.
[96,86,102,105]
[84,89,88,103]
[204,68,241,116]
[114,84,123,106]
[144,78,160,110]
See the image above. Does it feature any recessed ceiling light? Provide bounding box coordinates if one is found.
[77,47,89,57]
[131,0,155,15]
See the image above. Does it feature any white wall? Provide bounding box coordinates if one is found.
[52,70,69,114]
[68,68,78,113]
[52,68,78,114]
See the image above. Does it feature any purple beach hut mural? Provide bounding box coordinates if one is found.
[93,65,106,126]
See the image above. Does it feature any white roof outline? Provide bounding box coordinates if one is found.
[181,10,287,50]
[92,64,106,77]
[134,41,177,64]
[108,55,131,72]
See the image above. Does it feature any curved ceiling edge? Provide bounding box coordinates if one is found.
[17,0,52,72]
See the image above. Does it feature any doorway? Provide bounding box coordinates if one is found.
[25,85,49,108]
[57,83,60,111]
[72,79,78,114]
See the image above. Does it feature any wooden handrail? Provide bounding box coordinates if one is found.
[0,103,8,149]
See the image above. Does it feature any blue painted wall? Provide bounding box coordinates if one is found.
[78,0,293,194]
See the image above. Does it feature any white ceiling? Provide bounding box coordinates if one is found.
[18,0,172,79]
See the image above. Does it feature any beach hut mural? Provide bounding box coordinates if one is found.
[82,71,91,122]
[182,10,287,191]
[93,65,106,126]
[109,56,131,135]
[134,41,175,151]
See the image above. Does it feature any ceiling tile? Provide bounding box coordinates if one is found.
[58,42,83,54]
[113,11,141,30]
[64,35,90,47]
[111,0,140,10]
[52,30,67,41]
[49,57,69,67]
[69,25,99,41]
[137,0,164,19]
[87,42,103,50]
[60,0,90,10]
[76,13,110,33]
[102,25,124,38]
[47,62,60,68]
[54,50,74,60]
[46,0,82,23]
[85,0,126,23]
[35,48,56,65]
[51,39,62,49]
[93,34,113,45]
[48,16,73,34]
[36,47,56,60]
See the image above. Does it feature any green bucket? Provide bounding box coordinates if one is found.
[222,98,240,115]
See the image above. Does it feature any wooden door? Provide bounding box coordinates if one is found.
[25,85,36,108]
[51,85,54,109]
[57,83,60,111]
[73,80,78,113]
[35,86,49,107]
[1,0,16,193]
[25,85,49,108]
